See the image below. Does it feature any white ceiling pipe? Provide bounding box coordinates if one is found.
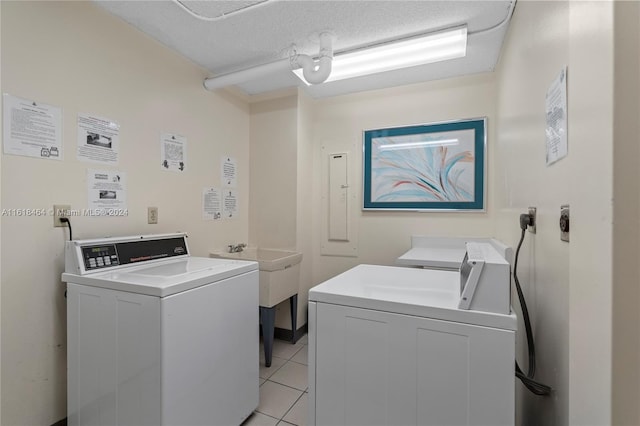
[203,59,291,90]
[291,32,333,84]
[203,32,334,91]
[173,0,276,23]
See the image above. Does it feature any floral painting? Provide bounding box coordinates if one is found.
[363,119,485,211]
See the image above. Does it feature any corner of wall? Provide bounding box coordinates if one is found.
[492,1,616,424]
[611,1,640,424]
[295,88,315,327]
[0,1,3,422]
[566,1,615,424]
[248,93,298,250]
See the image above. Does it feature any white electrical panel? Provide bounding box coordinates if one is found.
[328,153,348,241]
[320,145,358,258]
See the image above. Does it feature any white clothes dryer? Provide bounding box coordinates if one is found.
[308,242,516,426]
[62,233,259,426]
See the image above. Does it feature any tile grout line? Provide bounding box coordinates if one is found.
[266,379,307,393]
[279,389,306,425]
[271,348,305,361]
[254,411,281,423]
[261,362,286,380]
[260,348,307,380]
[255,379,304,424]
[264,377,307,393]
[256,336,308,425]
[267,362,308,391]
[259,354,292,380]
[270,342,307,358]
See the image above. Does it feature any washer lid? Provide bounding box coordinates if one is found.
[62,256,257,297]
[309,264,516,331]
[396,247,466,270]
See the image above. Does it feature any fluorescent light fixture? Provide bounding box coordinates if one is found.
[294,26,467,84]
[378,139,459,151]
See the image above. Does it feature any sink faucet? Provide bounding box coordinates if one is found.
[228,243,247,253]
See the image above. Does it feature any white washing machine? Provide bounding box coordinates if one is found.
[62,233,259,426]
[308,242,517,426]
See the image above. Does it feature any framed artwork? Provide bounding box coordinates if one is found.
[363,118,486,211]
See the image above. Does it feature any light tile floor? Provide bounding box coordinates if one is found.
[243,335,309,426]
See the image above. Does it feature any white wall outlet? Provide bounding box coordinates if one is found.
[53,204,71,227]
[148,207,158,224]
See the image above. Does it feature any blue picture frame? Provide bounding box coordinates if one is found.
[363,118,486,211]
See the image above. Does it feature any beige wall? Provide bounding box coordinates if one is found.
[612,1,640,425]
[494,2,570,424]
[566,2,614,424]
[495,1,617,424]
[310,74,497,284]
[1,2,250,425]
[248,95,300,329]
[249,95,298,250]
[247,90,315,331]
[293,90,315,330]
[0,2,3,422]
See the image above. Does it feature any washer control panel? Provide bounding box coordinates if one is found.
[82,244,119,270]
[66,233,190,274]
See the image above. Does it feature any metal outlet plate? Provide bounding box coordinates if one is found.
[528,207,537,234]
[560,205,570,242]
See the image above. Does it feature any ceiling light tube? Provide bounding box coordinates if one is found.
[294,26,467,84]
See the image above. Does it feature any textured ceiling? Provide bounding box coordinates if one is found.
[94,0,515,98]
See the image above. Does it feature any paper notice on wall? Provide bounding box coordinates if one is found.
[223,189,238,219]
[545,67,568,166]
[77,114,120,165]
[3,94,63,160]
[203,187,222,220]
[161,133,187,172]
[221,156,237,187]
[87,169,128,216]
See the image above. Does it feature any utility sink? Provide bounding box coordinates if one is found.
[210,248,302,308]
[211,247,303,366]
[216,248,302,273]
